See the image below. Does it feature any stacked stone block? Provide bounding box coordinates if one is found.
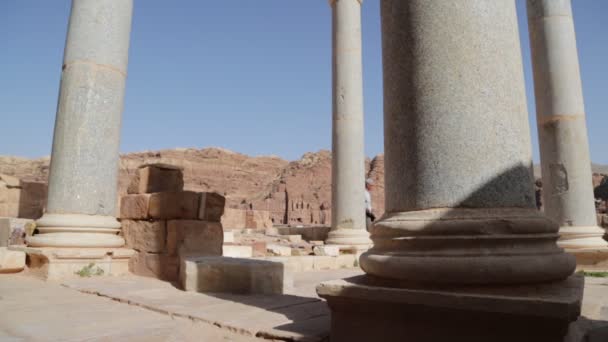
[120,164,224,282]
[0,174,47,219]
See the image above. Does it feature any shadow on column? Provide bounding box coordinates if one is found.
[315,164,601,342]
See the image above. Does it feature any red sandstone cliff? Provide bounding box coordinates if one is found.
[0,148,386,224]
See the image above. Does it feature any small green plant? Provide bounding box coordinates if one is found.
[582,271,608,278]
[75,263,105,277]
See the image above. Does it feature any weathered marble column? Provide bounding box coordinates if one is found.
[325,0,371,248]
[28,0,133,248]
[527,0,608,253]
[318,3,582,341]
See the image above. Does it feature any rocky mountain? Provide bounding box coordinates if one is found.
[0,148,605,225]
[0,148,385,224]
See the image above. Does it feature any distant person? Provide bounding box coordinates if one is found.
[535,179,543,211]
[365,178,375,231]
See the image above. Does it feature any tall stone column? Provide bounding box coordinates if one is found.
[325,0,371,248]
[28,0,133,248]
[318,2,582,341]
[527,0,608,255]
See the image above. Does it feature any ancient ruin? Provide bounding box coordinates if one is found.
[1,0,607,341]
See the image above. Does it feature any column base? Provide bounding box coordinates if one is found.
[10,246,135,281]
[316,274,583,342]
[28,213,124,248]
[558,226,608,249]
[325,228,372,249]
[361,208,576,284]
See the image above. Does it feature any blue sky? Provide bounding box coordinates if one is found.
[1,1,606,163]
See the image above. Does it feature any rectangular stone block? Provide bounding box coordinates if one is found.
[129,251,179,281]
[166,220,223,257]
[121,220,166,253]
[198,192,225,222]
[18,181,47,219]
[149,192,200,219]
[223,231,235,244]
[222,245,253,258]
[251,241,267,257]
[120,194,151,219]
[0,219,9,247]
[181,256,292,294]
[317,275,584,342]
[127,164,184,194]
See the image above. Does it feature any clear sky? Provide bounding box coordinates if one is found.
[1,1,606,163]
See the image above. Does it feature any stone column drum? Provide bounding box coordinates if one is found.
[527,0,608,252]
[359,0,575,284]
[325,0,371,248]
[28,0,133,248]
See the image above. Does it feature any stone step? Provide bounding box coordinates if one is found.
[181,256,293,295]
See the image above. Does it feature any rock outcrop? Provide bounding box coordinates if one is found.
[0,148,384,225]
[1,148,605,228]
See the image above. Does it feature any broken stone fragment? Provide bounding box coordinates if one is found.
[267,244,292,257]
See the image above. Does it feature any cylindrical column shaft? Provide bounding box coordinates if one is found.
[28,0,133,248]
[360,0,574,284]
[527,0,607,249]
[326,0,371,247]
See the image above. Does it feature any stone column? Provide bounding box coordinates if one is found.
[325,0,371,248]
[317,2,582,340]
[357,0,574,284]
[28,0,133,248]
[527,0,608,253]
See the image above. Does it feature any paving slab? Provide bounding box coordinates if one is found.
[62,274,331,341]
[0,275,264,341]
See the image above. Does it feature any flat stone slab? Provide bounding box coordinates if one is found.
[317,274,585,342]
[318,274,583,321]
[181,256,293,295]
[0,275,262,341]
[62,274,329,341]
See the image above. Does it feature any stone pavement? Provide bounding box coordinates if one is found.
[0,269,606,341]
[0,268,362,342]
